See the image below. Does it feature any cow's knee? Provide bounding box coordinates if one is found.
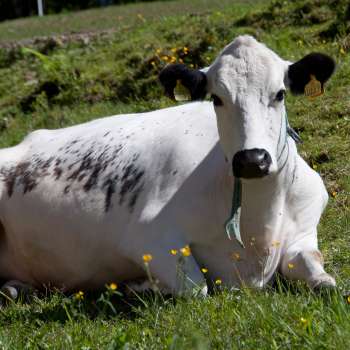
[281,250,336,290]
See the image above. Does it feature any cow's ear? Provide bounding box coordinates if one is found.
[287,53,335,95]
[159,64,207,101]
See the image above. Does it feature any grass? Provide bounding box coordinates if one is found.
[0,0,349,348]
[0,0,255,43]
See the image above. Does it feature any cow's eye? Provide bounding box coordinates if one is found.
[211,94,223,106]
[275,89,286,102]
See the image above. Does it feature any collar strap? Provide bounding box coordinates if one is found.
[224,112,301,247]
[225,177,244,247]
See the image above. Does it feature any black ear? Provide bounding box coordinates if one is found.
[159,64,207,101]
[288,53,335,95]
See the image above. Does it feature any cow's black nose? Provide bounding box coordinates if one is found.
[232,148,272,179]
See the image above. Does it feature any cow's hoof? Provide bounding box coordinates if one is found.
[1,285,18,300]
[311,275,338,299]
[0,280,35,303]
[313,283,337,295]
[311,274,336,291]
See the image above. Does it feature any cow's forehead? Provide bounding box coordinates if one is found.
[207,35,287,94]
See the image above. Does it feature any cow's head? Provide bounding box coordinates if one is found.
[159,35,335,179]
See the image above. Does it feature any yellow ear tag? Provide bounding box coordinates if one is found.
[304,74,323,99]
[174,80,191,101]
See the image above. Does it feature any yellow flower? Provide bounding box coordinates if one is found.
[189,64,194,68]
[215,279,222,285]
[156,48,161,54]
[109,282,117,290]
[272,241,281,248]
[300,317,308,325]
[75,291,84,300]
[288,263,294,269]
[170,249,178,255]
[331,191,337,198]
[179,58,184,63]
[170,56,177,63]
[312,164,317,170]
[143,254,153,263]
[347,295,350,304]
[171,48,177,53]
[250,237,256,246]
[232,252,240,261]
[340,47,346,55]
[183,46,189,53]
[161,56,169,61]
[201,267,208,274]
[180,245,191,257]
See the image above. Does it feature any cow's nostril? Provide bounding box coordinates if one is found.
[232,148,272,179]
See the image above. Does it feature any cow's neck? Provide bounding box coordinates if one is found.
[217,138,297,247]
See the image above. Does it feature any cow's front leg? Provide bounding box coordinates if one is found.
[281,239,336,290]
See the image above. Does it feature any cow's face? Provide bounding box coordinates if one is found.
[159,35,335,179]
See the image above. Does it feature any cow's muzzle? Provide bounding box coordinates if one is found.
[232,148,272,179]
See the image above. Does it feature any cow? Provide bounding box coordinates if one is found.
[0,35,336,299]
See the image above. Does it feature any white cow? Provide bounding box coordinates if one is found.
[0,35,336,298]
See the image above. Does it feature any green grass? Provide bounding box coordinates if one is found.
[0,286,349,349]
[0,0,349,348]
[0,0,256,43]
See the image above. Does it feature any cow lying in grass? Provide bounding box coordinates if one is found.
[0,35,335,298]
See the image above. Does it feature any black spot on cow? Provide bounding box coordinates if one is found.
[128,185,143,212]
[2,159,50,197]
[2,163,31,197]
[102,174,118,212]
[66,150,94,181]
[1,136,145,214]
[119,163,144,207]
[42,157,54,172]
[83,163,102,192]
[54,167,63,180]
[78,173,86,182]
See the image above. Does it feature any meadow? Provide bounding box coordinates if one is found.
[0,0,349,348]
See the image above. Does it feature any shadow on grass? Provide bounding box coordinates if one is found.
[1,276,347,327]
[0,285,176,325]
